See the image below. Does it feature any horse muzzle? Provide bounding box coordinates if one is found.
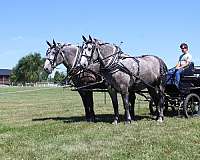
[44,67,52,74]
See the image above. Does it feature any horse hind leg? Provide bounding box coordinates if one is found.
[148,87,160,120]
[148,85,165,122]
[157,85,165,122]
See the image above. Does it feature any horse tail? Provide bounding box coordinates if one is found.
[150,55,167,87]
[158,58,168,88]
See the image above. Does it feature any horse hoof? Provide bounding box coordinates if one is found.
[86,118,96,123]
[124,120,131,125]
[112,120,118,125]
[157,117,163,123]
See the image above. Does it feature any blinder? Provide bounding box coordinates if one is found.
[45,45,64,69]
[81,42,98,66]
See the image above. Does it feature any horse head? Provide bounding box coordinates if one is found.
[44,40,66,74]
[80,35,105,68]
[80,36,121,70]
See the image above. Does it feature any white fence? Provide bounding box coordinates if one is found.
[1,82,62,88]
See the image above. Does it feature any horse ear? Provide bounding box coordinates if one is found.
[89,35,93,42]
[53,39,56,46]
[82,35,87,42]
[46,41,52,47]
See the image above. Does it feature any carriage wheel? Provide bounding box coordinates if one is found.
[149,99,157,115]
[183,93,200,118]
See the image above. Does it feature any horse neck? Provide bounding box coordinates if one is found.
[98,44,116,66]
[62,45,79,69]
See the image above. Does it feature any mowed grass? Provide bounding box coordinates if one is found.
[0,87,200,160]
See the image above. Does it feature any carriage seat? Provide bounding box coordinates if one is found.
[194,66,200,75]
[181,65,200,87]
[180,62,200,86]
[166,62,197,95]
[181,62,194,77]
[166,62,194,85]
[180,62,196,81]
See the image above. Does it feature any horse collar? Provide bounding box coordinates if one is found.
[67,46,83,79]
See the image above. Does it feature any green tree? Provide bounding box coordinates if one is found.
[54,71,66,85]
[10,53,45,84]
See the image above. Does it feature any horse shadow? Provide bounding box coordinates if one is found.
[32,114,154,124]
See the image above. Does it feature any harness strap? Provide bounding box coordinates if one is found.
[66,46,85,82]
[98,45,123,71]
[71,46,80,69]
[120,55,140,76]
[117,63,161,92]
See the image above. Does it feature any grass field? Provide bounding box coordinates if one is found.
[0,86,200,160]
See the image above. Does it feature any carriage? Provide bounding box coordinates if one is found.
[149,62,200,118]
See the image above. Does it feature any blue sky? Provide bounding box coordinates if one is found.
[0,0,200,72]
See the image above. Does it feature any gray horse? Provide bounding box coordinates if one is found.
[44,40,122,123]
[80,36,168,123]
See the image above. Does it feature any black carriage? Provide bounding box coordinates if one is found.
[150,62,200,118]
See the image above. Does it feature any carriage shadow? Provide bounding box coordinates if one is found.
[32,114,155,124]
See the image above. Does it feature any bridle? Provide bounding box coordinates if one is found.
[81,41,97,65]
[45,46,63,69]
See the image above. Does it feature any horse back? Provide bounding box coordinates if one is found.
[136,55,167,84]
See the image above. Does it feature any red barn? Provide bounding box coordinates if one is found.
[0,69,11,85]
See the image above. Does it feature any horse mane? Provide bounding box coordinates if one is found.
[135,54,152,58]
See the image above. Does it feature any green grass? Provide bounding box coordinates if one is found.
[0,86,200,160]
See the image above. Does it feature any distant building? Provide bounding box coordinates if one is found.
[0,69,12,85]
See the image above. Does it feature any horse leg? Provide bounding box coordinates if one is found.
[78,90,95,122]
[108,87,119,124]
[148,86,165,122]
[157,85,165,122]
[121,93,131,123]
[148,87,159,119]
[129,92,136,121]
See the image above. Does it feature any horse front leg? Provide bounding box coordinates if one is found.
[108,87,119,125]
[121,93,131,124]
[129,92,136,121]
[78,90,95,122]
[157,90,165,122]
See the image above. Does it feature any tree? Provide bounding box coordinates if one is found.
[39,58,49,81]
[10,53,46,84]
[54,71,66,85]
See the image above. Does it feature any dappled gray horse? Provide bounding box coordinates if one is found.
[80,36,168,123]
[44,40,120,123]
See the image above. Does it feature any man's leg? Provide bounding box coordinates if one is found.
[175,68,183,88]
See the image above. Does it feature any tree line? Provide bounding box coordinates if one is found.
[10,53,66,85]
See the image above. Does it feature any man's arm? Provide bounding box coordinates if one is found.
[175,61,181,69]
[179,61,190,69]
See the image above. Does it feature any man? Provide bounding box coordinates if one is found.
[174,43,192,87]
